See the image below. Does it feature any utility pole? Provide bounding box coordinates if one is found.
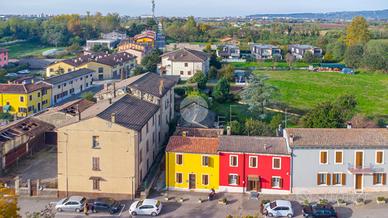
[152,0,155,18]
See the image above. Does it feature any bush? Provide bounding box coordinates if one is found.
[319,199,328,204]
[377,197,385,202]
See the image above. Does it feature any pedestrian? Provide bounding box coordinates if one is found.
[84,202,89,216]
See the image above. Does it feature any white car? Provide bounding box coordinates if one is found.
[55,196,86,212]
[263,200,294,217]
[129,199,162,216]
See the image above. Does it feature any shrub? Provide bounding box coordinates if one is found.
[377,197,385,202]
[319,199,328,204]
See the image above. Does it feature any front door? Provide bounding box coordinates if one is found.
[355,151,363,168]
[189,174,196,189]
[247,180,260,192]
[355,174,362,191]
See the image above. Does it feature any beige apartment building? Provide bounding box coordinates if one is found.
[57,95,161,199]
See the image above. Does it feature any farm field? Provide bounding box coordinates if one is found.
[255,70,388,117]
[3,41,59,59]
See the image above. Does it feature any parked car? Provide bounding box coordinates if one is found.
[87,197,122,214]
[263,200,294,217]
[129,199,162,216]
[55,196,86,212]
[302,204,337,218]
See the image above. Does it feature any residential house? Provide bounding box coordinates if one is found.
[288,44,323,60]
[218,136,291,194]
[46,52,136,80]
[166,136,220,191]
[85,39,119,51]
[159,48,210,80]
[251,44,282,60]
[0,117,54,175]
[127,73,178,145]
[101,31,127,41]
[40,69,94,105]
[57,94,161,199]
[217,44,240,60]
[118,39,152,64]
[0,83,52,117]
[0,48,8,67]
[284,128,388,194]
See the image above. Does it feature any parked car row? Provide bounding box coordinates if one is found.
[55,196,163,216]
[262,200,338,218]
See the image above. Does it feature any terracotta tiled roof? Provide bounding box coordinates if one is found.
[166,136,219,154]
[219,136,289,155]
[286,128,388,148]
[0,83,51,94]
[93,52,135,67]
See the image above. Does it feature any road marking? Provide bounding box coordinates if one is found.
[118,204,126,217]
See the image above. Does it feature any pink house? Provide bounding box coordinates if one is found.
[0,48,8,67]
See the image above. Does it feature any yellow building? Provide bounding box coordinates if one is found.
[166,136,220,192]
[46,53,136,80]
[0,83,52,117]
[134,30,156,48]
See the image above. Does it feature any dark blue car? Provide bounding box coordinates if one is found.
[302,204,337,218]
[87,198,121,214]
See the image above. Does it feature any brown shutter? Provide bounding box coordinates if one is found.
[326,174,331,185]
[342,173,346,185]
[373,174,377,185]
[236,176,240,185]
[377,152,383,164]
[317,174,320,185]
[332,174,337,185]
[279,178,283,188]
[383,173,387,185]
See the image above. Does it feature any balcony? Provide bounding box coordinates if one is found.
[348,163,384,174]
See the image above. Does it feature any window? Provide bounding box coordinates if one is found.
[373,173,386,185]
[92,178,100,190]
[146,123,149,134]
[335,151,343,164]
[228,174,239,185]
[29,95,32,101]
[271,177,282,188]
[184,63,188,67]
[176,154,183,165]
[37,92,41,98]
[188,71,191,75]
[176,173,183,183]
[146,140,149,152]
[139,149,143,163]
[18,107,27,113]
[180,71,184,75]
[332,173,346,185]
[92,136,100,148]
[272,157,281,170]
[249,156,258,168]
[92,157,100,171]
[376,151,384,164]
[98,67,103,73]
[49,68,54,72]
[317,173,330,186]
[229,155,238,167]
[320,151,328,164]
[20,96,24,102]
[57,85,61,89]
[202,156,209,166]
[202,175,209,185]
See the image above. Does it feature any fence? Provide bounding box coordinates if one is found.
[15,176,58,197]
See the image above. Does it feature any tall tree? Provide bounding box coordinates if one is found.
[285,53,296,69]
[212,77,230,102]
[241,75,276,117]
[141,49,162,72]
[0,184,18,218]
[345,16,370,46]
[344,45,364,68]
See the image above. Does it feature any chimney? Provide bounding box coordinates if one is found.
[289,134,294,144]
[226,126,231,136]
[182,131,187,138]
[159,80,165,96]
[111,113,116,123]
[347,122,352,129]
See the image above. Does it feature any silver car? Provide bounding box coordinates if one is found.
[55,196,86,212]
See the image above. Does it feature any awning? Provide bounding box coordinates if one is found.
[247,175,260,181]
[89,176,106,181]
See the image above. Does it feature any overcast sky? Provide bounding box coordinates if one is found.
[0,0,387,17]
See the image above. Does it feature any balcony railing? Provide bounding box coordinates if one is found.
[348,163,384,174]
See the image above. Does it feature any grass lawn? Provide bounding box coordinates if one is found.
[4,41,60,59]
[255,70,388,117]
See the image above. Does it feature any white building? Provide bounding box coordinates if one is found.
[40,69,94,105]
[159,48,210,81]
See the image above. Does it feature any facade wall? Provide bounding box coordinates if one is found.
[219,152,291,194]
[46,62,78,77]
[57,118,137,198]
[0,49,8,67]
[166,152,219,191]
[0,88,51,117]
[48,73,94,105]
[292,148,388,194]
[161,57,208,80]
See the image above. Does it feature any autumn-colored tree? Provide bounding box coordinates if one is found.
[0,184,19,218]
[345,16,370,46]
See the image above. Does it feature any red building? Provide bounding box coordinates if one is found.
[218,136,291,194]
[0,48,8,68]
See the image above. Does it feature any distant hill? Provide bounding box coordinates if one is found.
[247,9,388,20]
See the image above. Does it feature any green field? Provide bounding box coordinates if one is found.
[3,41,59,59]
[255,70,388,117]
